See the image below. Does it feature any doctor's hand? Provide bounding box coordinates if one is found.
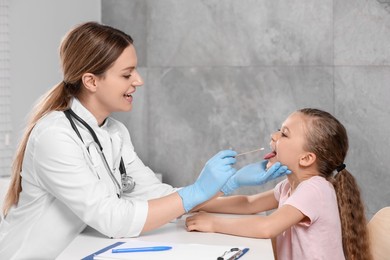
[221,160,291,195]
[178,150,237,212]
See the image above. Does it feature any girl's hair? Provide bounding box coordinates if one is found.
[299,108,372,260]
[3,22,133,215]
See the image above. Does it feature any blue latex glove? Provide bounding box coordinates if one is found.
[221,160,291,195]
[178,150,237,212]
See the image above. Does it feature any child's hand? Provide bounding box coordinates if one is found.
[185,212,218,233]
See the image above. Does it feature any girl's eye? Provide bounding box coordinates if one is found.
[277,129,287,137]
[123,74,131,79]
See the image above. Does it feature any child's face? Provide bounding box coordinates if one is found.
[267,112,308,171]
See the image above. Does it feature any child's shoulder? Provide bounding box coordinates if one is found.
[304,175,329,184]
[303,176,332,187]
[298,176,335,195]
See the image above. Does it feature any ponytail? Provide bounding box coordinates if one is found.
[333,169,372,260]
[2,82,71,216]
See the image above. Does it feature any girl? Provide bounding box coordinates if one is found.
[186,108,372,260]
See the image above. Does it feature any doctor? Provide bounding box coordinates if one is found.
[0,22,289,259]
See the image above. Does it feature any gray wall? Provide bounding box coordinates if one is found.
[10,0,101,154]
[102,0,390,219]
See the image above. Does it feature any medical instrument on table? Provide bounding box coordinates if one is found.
[112,246,172,253]
[64,109,135,198]
[235,147,264,157]
[217,247,250,260]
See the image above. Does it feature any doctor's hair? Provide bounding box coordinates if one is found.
[3,21,133,215]
[298,108,372,260]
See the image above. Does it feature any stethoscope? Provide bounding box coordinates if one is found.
[64,109,135,198]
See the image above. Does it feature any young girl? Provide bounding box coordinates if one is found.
[186,108,372,260]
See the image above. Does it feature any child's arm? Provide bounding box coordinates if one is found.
[194,190,278,214]
[185,204,305,239]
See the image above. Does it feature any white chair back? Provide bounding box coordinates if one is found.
[367,207,390,260]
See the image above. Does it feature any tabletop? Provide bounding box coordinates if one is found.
[57,214,275,260]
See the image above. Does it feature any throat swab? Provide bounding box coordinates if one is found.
[235,147,265,157]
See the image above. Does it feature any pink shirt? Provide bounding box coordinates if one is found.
[274,176,345,260]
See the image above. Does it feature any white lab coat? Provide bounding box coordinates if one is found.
[0,98,177,259]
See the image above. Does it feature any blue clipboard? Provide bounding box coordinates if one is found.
[82,241,126,260]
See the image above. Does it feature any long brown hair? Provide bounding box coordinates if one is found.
[299,108,372,260]
[3,22,133,215]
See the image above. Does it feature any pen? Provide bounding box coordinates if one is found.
[112,246,172,253]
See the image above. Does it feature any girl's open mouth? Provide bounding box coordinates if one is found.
[264,150,277,160]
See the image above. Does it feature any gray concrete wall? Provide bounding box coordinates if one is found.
[10,0,101,154]
[102,0,390,219]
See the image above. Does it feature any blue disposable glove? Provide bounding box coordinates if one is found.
[221,160,291,195]
[178,150,237,212]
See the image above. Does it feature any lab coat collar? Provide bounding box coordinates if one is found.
[69,98,121,136]
[69,98,122,157]
[70,98,101,128]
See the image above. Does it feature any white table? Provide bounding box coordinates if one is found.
[57,214,275,260]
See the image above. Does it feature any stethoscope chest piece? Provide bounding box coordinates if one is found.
[64,108,136,197]
[122,175,136,193]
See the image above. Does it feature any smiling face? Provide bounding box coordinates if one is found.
[81,44,144,124]
[96,45,143,113]
[266,112,310,173]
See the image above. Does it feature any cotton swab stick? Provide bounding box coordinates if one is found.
[235,147,265,157]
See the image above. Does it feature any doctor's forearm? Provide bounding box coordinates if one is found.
[141,192,185,233]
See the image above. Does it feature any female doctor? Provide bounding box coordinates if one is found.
[0,22,289,259]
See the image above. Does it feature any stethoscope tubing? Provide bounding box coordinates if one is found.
[64,109,135,197]
[87,141,123,196]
